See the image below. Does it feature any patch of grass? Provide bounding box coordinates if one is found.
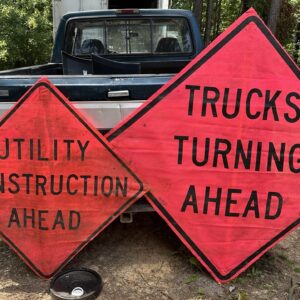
[231,275,246,284]
[184,274,199,284]
[248,265,264,277]
[263,283,274,290]
[237,290,249,300]
[293,266,300,273]
[197,287,206,297]
[230,264,264,283]
[277,251,290,261]
[189,256,204,271]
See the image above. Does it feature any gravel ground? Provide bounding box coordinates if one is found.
[0,212,298,300]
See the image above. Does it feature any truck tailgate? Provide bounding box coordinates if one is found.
[0,74,172,101]
[0,74,172,130]
[0,100,144,131]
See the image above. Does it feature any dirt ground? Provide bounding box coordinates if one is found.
[0,212,298,300]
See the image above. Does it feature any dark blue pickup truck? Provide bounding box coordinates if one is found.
[0,9,204,133]
[0,9,204,218]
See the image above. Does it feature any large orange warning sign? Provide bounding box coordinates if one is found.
[107,9,300,282]
[0,78,143,277]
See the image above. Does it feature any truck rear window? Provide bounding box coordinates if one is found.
[64,18,193,56]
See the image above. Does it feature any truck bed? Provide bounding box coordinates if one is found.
[0,73,172,131]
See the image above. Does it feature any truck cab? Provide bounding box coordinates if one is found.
[0,9,204,131]
[0,8,204,216]
[52,9,203,75]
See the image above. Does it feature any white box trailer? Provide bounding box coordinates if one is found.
[52,0,170,36]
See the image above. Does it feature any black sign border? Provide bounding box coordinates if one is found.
[107,15,300,281]
[0,81,144,278]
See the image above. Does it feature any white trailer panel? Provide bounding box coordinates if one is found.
[53,0,169,36]
[53,0,108,36]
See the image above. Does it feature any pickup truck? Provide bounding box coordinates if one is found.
[0,9,204,219]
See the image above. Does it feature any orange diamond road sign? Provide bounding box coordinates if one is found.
[107,9,300,283]
[0,77,143,277]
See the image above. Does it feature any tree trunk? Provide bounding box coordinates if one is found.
[267,0,282,35]
[193,0,204,32]
[293,20,300,64]
[204,0,213,46]
[214,0,222,38]
[241,0,250,14]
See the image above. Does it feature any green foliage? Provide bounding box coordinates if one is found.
[247,0,299,50]
[277,0,299,53]
[0,0,297,70]
[176,0,299,57]
[220,0,299,51]
[247,0,270,21]
[219,0,241,31]
[0,0,52,70]
[171,0,193,10]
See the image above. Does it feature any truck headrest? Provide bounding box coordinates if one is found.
[155,37,182,53]
[80,39,105,55]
